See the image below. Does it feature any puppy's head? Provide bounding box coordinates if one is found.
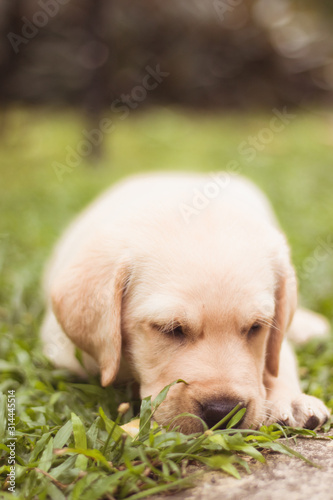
[51,212,297,433]
[122,213,297,432]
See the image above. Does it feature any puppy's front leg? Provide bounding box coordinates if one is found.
[264,340,330,429]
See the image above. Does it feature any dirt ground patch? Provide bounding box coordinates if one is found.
[152,434,333,500]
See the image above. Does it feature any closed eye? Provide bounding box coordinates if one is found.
[168,325,185,338]
[246,322,263,336]
[151,323,186,340]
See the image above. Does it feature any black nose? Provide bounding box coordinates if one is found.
[201,399,246,429]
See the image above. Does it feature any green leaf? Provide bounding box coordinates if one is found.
[0,392,6,441]
[0,360,25,375]
[226,408,247,429]
[210,403,243,431]
[236,444,265,463]
[29,432,53,463]
[137,381,188,440]
[38,437,54,472]
[71,413,88,470]
[207,433,229,449]
[152,379,188,409]
[69,472,104,500]
[0,444,11,453]
[50,455,80,482]
[244,434,276,443]
[0,493,19,500]
[71,413,87,450]
[98,407,124,442]
[138,396,152,437]
[198,455,241,479]
[47,482,66,500]
[86,417,100,449]
[53,420,73,449]
[123,476,194,500]
[260,441,318,466]
[70,383,107,399]
[58,447,111,466]
[206,433,265,463]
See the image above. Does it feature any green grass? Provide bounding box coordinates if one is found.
[0,107,333,499]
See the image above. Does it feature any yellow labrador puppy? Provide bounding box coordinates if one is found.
[41,173,330,432]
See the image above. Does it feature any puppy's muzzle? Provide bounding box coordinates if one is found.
[201,398,246,428]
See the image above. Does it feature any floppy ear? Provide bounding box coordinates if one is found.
[266,253,297,377]
[51,247,129,387]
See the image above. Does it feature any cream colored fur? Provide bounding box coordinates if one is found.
[41,173,330,432]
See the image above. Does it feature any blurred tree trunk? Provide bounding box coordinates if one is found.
[82,0,115,163]
[0,0,24,135]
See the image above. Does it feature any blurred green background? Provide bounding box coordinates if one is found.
[1,107,333,320]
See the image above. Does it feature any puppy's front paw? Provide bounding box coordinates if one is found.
[265,394,330,430]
